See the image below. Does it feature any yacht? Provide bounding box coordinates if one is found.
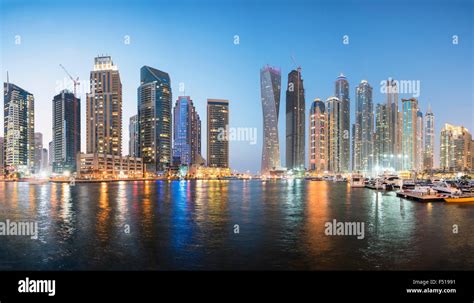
[432,181,462,195]
[350,174,365,188]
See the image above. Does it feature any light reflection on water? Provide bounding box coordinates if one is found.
[0,180,473,270]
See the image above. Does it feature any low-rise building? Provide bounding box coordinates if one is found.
[77,153,143,179]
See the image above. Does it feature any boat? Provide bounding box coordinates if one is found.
[350,174,365,188]
[444,195,474,203]
[432,181,462,195]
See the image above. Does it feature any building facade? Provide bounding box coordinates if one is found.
[354,80,373,173]
[86,56,122,156]
[424,106,435,171]
[440,124,472,171]
[129,115,139,157]
[77,153,143,179]
[34,132,43,174]
[334,74,350,173]
[3,82,35,176]
[401,98,419,171]
[173,96,201,167]
[207,99,229,168]
[386,78,400,170]
[138,66,172,173]
[415,110,424,172]
[326,96,343,173]
[374,103,390,171]
[0,137,4,176]
[260,65,281,175]
[52,90,81,173]
[285,68,305,171]
[309,98,326,172]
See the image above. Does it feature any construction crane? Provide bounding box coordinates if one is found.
[59,64,80,97]
[59,64,80,159]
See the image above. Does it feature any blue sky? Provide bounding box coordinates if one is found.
[1,0,472,173]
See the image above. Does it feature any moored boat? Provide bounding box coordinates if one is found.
[444,195,474,203]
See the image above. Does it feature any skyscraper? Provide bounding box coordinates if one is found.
[335,73,350,172]
[138,66,172,173]
[424,106,435,171]
[207,99,229,168]
[415,110,424,172]
[86,56,122,156]
[48,141,53,172]
[326,96,343,173]
[386,78,400,170]
[41,148,48,173]
[260,65,281,175]
[34,132,43,174]
[129,115,139,157]
[52,90,81,173]
[173,96,201,166]
[401,98,419,171]
[309,98,326,172]
[440,124,472,171]
[354,80,373,173]
[374,104,389,171]
[3,81,35,176]
[0,137,4,175]
[285,68,305,171]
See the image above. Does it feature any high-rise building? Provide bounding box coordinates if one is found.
[0,137,4,175]
[34,132,43,174]
[52,90,81,173]
[424,106,435,171]
[415,110,424,172]
[401,98,419,171]
[326,96,343,173]
[286,68,305,171]
[173,96,201,166]
[207,99,229,168]
[354,80,373,173]
[48,141,53,172]
[138,66,172,173]
[129,115,139,157]
[374,104,390,171]
[386,79,400,170]
[41,148,48,172]
[309,98,326,172]
[334,73,350,172]
[260,65,281,175]
[86,56,122,156]
[3,82,35,176]
[440,124,472,171]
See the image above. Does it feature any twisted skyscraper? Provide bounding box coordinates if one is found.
[260,65,281,175]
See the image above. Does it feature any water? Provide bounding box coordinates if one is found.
[0,180,473,270]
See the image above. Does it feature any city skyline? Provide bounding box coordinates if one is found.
[1,0,472,173]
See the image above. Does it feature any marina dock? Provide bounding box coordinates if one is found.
[396,191,445,202]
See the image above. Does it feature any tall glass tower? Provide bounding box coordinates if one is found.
[402,98,419,170]
[260,65,281,175]
[52,90,81,173]
[3,82,35,176]
[334,74,350,172]
[285,68,305,171]
[86,56,122,156]
[354,80,373,173]
[423,106,435,170]
[173,96,201,167]
[309,98,326,172]
[138,66,172,173]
